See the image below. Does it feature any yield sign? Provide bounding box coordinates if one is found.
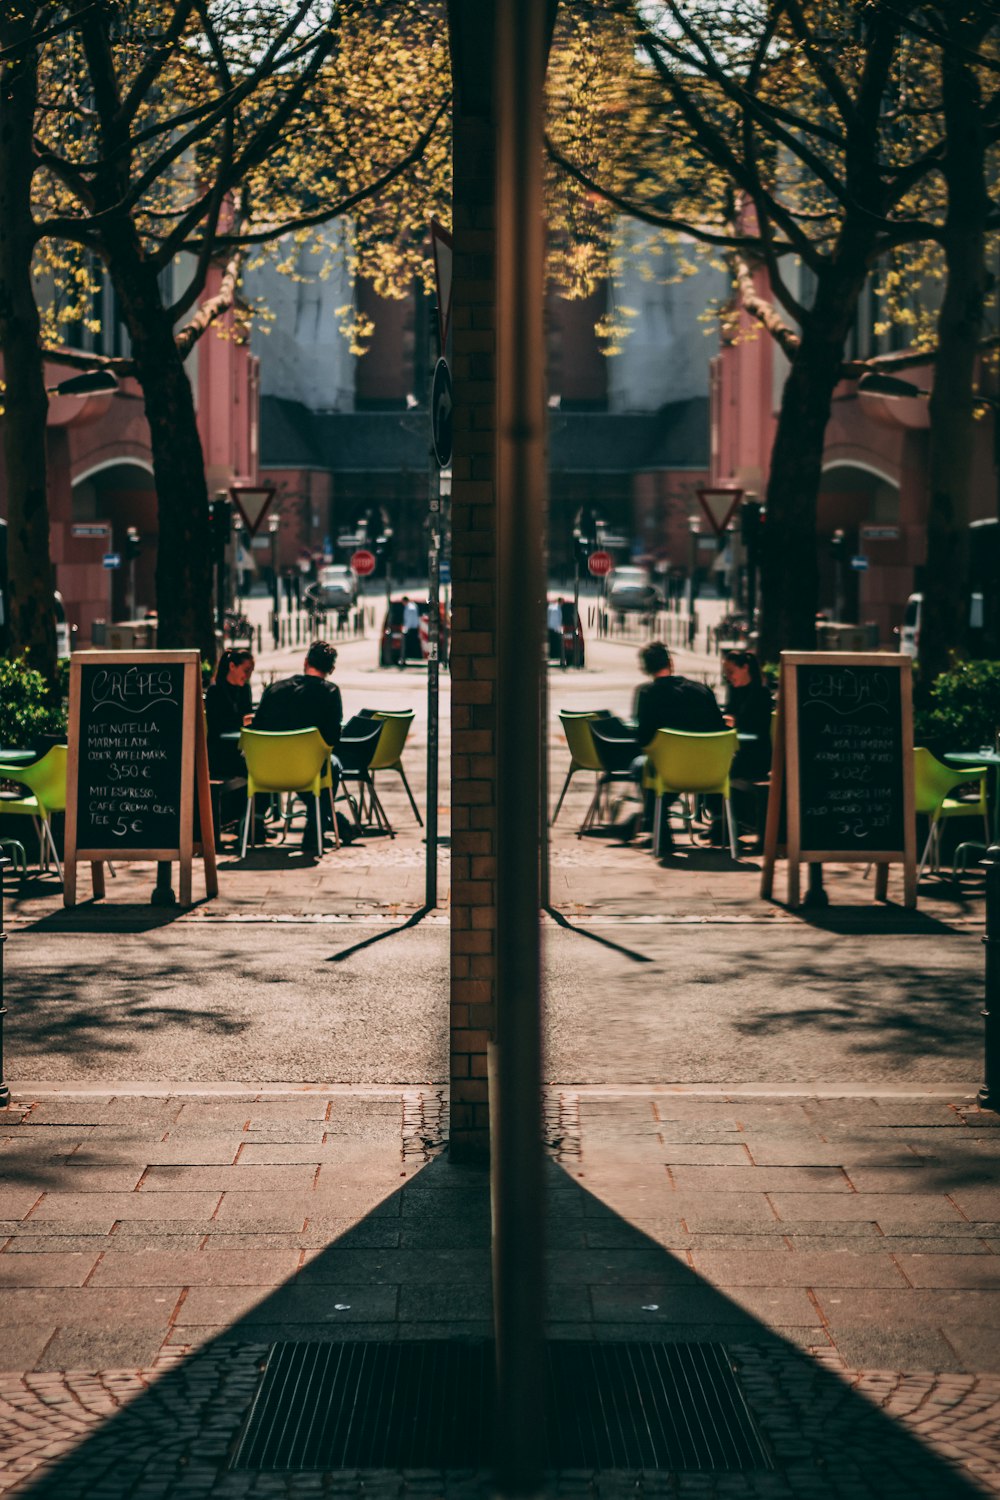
[430,219,453,354]
[230,485,276,536]
[697,486,743,537]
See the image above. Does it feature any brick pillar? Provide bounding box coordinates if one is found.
[448,2,497,1165]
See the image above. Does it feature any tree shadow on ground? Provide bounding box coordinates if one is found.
[4,1150,992,1498]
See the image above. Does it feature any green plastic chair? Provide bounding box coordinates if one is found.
[0,746,67,881]
[913,747,989,878]
[552,710,606,833]
[642,728,739,858]
[366,710,421,829]
[238,728,336,858]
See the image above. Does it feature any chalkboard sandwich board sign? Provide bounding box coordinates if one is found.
[761,652,916,908]
[64,650,218,907]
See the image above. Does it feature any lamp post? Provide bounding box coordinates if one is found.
[268,511,281,632]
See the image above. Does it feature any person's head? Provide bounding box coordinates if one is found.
[304,640,337,678]
[640,641,672,678]
[216,648,254,688]
[722,649,762,690]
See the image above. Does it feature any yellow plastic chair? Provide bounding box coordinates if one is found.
[914,747,989,879]
[365,710,421,829]
[552,710,607,834]
[238,728,336,858]
[642,728,739,858]
[0,746,67,881]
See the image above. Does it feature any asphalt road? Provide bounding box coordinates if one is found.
[7,920,983,1086]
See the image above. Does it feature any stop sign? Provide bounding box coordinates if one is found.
[350,549,377,577]
[588,550,613,578]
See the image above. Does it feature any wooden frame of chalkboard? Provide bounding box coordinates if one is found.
[63,650,218,907]
[761,652,917,909]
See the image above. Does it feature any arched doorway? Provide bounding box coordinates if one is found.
[70,461,157,638]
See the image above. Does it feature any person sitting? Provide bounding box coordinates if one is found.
[630,641,725,855]
[721,649,773,781]
[205,648,255,779]
[252,640,344,851]
[205,649,268,843]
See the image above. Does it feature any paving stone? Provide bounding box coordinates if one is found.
[815,1286,1000,1330]
[0,1286,184,1325]
[667,1166,852,1193]
[589,1283,816,1327]
[0,1323,60,1371]
[29,1192,222,1222]
[90,1250,302,1287]
[33,1326,168,1372]
[768,1193,964,1223]
[296,1247,489,1285]
[0,1252,99,1286]
[140,1165,318,1193]
[894,1254,1000,1289]
[174,1282,398,1325]
[827,1325,974,1375]
[0,1188,43,1220]
[689,1249,908,1289]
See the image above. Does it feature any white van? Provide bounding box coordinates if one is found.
[898,592,921,657]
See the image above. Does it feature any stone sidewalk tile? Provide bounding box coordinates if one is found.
[768,1192,966,1222]
[0,1253,99,1287]
[88,1250,303,1287]
[665,1165,852,1193]
[813,1287,1000,1329]
[895,1256,1000,1289]
[26,1192,222,1222]
[138,1165,318,1193]
[688,1249,910,1289]
[173,1282,398,1325]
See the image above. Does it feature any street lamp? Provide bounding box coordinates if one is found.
[267,511,281,627]
[46,369,120,398]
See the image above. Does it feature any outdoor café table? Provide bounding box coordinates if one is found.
[944,748,1000,870]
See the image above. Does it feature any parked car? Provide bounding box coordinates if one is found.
[547,600,585,667]
[607,566,664,615]
[307,564,358,615]
[379,598,450,667]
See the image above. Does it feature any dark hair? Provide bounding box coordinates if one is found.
[723,649,763,688]
[640,641,671,676]
[305,640,338,675]
[214,648,254,685]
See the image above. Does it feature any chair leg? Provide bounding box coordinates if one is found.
[398,766,423,827]
[653,795,662,855]
[551,767,574,825]
[367,776,394,838]
[578,778,602,837]
[327,786,340,848]
[314,796,324,856]
[725,797,738,860]
[43,819,63,883]
[917,820,936,881]
[240,794,253,859]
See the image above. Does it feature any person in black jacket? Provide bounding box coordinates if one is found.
[205,649,255,779]
[628,642,725,854]
[253,640,343,850]
[721,650,773,780]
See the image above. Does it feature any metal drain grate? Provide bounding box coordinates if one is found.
[232,1340,771,1473]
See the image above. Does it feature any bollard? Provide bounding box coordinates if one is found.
[0,853,9,1106]
[980,843,1000,1111]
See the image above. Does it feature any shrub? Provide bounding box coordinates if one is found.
[913,659,1000,753]
[0,655,67,749]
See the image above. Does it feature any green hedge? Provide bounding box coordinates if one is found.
[0,656,67,750]
[914,659,1000,753]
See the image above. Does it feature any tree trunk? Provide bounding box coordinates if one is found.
[919,16,990,682]
[757,260,868,662]
[0,11,57,681]
[102,240,216,660]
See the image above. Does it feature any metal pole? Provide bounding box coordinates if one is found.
[981,843,1000,1110]
[426,474,441,909]
[494,0,546,1490]
[0,854,9,1106]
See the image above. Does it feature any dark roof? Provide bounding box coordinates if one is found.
[260,395,708,475]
